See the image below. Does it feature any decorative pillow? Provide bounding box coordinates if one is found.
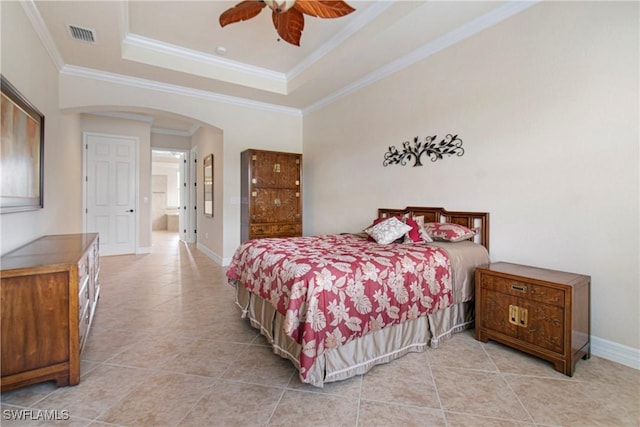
[365,217,412,244]
[424,222,476,242]
[365,216,397,242]
[411,215,434,243]
[402,216,423,243]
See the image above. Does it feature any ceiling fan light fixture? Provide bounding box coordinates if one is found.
[263,0,296,13]
[219,0,355,46]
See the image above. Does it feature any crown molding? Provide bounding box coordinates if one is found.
[20,0,65,71]
[119,1,392,95]
[22,0,536,119]
[151,126,201,137]
[61,64,302,117]
[88,111,154,124]
[287,1,396,81]
[121,33,288,94]
[89,111,200,137]
[303,1,540,115]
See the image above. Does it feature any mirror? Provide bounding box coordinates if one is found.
[203,154,213,217]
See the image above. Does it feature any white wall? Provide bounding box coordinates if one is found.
[303,2,639,357]
[0,1,83,254]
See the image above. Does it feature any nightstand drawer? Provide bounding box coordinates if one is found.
[480,274,564,307]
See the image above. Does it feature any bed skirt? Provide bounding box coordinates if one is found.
[235,283,474,387]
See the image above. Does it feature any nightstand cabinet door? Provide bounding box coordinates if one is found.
[475,262,590,377]
[517,298,564,354]
[479,288,519,337]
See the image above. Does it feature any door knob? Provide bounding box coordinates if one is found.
[126,209,134,213]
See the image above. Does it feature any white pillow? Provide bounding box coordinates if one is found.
[365,217,412,244]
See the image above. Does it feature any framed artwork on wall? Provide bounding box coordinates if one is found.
[203,153,213,217]
[0,75,45,213]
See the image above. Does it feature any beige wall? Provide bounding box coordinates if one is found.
[303,2,639,353]
[0,1,83,254]
[151,132,191,151]
[191,126,224,261]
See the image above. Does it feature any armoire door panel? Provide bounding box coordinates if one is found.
[251,152,300,189]
[251,189,300,223]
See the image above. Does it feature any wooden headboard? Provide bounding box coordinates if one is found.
[378,206,490,252]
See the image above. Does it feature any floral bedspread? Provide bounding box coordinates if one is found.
[226,234,453,381]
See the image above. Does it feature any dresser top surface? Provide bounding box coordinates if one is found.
[1,233,98,272]
[478,262,590,285]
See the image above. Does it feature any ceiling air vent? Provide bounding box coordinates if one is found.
[68,25,95,43]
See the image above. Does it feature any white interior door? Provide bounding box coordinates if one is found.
[84,133,137,255]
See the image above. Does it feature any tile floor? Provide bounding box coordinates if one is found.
[2,231,639,426]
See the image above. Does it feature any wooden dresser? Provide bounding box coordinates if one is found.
[0,233,100,391]
[241,149,302,242]
[475,262,590,376]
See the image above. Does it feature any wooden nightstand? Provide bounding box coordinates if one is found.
[475,262,590,376]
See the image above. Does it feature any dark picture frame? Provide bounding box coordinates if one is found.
[1,75,45,213]
[203,153,213,217]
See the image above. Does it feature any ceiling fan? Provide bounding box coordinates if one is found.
[219,0,356,46]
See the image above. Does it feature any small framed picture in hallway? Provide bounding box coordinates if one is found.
[203,153,213,217]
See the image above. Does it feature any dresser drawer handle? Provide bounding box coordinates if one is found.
[511,284,527,292]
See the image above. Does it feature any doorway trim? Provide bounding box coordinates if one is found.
[188,146,198,244]
[151,148,191,242]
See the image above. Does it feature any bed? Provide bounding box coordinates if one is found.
[226,206,490,387]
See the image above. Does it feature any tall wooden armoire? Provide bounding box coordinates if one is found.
[241,149,302,242]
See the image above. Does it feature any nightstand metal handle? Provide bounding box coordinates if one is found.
[509,305,519,325]
[519,307,528,327]
[511,284,527,293]
[508,304,528,327]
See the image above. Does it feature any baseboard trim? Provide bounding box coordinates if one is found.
[136,246,151,254]
[591,335,640,370]
[196,243,223,266]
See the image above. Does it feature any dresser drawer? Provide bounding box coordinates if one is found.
[78,276,90,315]
[78,303,91,350]
[250,224,278,236]
[277,223,301,235]
[480,274,564,307]
[78,255,89,289]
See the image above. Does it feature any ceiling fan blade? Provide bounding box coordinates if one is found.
[293,0,355,19]
[272,8,304,46]
[219,0,267,27]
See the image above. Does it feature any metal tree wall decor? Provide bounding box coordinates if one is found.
[383,134,464,167]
